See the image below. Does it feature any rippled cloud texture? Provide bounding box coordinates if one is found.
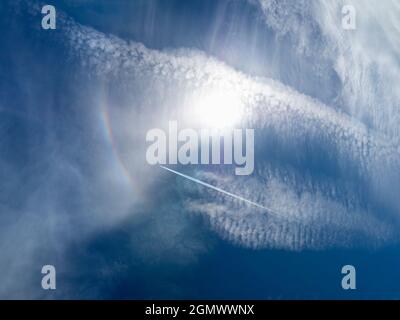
[1,0,400,298]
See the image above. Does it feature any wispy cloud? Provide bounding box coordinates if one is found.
[3,4,400,301]
[50,4,400,251]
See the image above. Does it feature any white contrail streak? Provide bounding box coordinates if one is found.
[160,166,281,215]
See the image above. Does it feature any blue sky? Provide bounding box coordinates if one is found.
[1,0,400,299]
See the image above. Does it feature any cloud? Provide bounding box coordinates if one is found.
[54,6,400,251]
[253,0,400,138]
[2,3,400,300]
[0,2,217,298]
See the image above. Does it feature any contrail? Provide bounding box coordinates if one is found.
[160,166,281,215]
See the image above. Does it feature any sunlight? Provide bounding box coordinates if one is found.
[190,90,244,128]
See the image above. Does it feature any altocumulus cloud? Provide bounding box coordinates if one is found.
[52,1,400,250]
[2,0,400,300]
[0,1,210,298]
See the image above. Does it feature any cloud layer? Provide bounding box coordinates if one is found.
[53,2,400,251]
[2,3,400,299]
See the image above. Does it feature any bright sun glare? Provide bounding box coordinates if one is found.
[190,90,244,128]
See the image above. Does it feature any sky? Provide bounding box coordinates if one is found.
[1,0,400,299]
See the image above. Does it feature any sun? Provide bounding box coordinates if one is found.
[189,89,244,128]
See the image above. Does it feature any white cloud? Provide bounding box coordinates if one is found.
[253,0,400,139]
[56,9,400,251]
